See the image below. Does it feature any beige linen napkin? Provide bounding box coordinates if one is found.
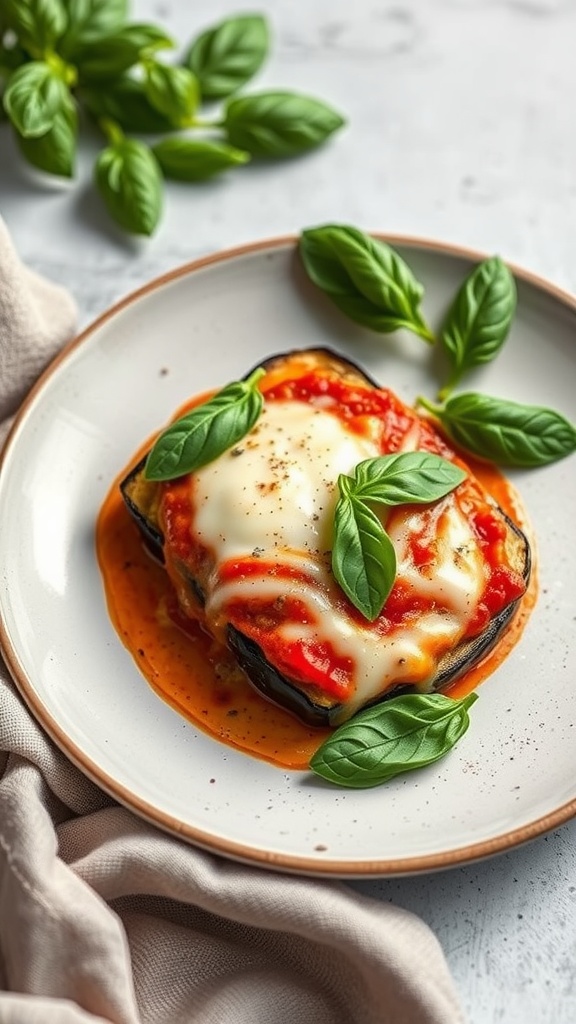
[0,215,466,1024]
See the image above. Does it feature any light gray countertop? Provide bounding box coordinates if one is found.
[2,1,576,1021]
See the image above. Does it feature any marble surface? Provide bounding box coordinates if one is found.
[2,0,576,1021]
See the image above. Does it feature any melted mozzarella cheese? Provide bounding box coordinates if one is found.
[190,399,486,715]
[193,401,379,560]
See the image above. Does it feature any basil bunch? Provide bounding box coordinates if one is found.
[310,692,477,788]
[300,224,576,468]
[1,7,345,236]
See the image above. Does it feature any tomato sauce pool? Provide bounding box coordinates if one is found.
[96,448,537,771]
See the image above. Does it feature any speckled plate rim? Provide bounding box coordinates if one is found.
[1,232,575,878]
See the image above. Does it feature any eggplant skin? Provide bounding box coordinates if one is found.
[119,346,532,729]
[120,455,165,563]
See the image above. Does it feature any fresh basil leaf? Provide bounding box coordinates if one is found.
[3,0,66,54]
[331,481,396,621]
[75,23,174,82]
[425,392,576,467]
[143,60,199,127]
[153,136,250,181]
[144,367,265,481]
[59,0,128,57]
[3,61,68,137]
[16,93,76,175]
[81,75,174,134]
[184,13,269,100]
[310,692,478,788]
[440,256,516,395]
[224,90,345,157]
[95,138,162,236]
[300,225,434,342]
[352,452,466,505]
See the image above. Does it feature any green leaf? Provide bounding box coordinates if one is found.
[331,451,466,619]
[153,136,249,181]
[144,367,265,481]
[423,392,576,467]
[3,0,66,54]
[3,61,68,137]
[16,92,76,175]
[95,138,163,236]
[300,225,434,342]
[331,482,396,621]
[184,13,269,100]
[440,256,517,396]
[143,60,199,127]
[59,0,128,57]
[310,692,478,788]
[81,75,174,134]
[75,23,174,81]
[224,90,345,157]
[352,452,467,505]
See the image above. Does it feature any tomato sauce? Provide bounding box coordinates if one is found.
[96,371,537,770]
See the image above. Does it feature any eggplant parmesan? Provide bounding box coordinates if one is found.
[121,349,530,727]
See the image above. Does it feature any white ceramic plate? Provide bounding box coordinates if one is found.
[1,237,575,877]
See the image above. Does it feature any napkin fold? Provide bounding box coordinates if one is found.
[0,215,466,1024]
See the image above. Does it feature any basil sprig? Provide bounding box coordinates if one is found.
[145,367,265,482]
[332,453,466,620]
[299,224,576,468]
[2,10,344,235]
[300,225,434,342]
[439,256,516,398]
[310,692,478,788]
[418,393,576,468]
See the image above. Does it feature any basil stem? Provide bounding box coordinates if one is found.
[439,256,517,399]
[310,692,478,788]
[419,392,576,468]
[300,225,434,342]
[331,452,465,620]
[145,367,265,481]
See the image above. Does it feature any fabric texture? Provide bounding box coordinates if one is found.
[0,215,465,1024]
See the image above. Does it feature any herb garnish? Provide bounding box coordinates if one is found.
[300,225,434,342]
[418,392,576,468]
[438,255,516,400]
[310,692,478,788]
[145,367,265,481]
[299,223,576,467]
[332,453,466,620]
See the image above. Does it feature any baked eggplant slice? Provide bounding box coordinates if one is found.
[120,348,531,727]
